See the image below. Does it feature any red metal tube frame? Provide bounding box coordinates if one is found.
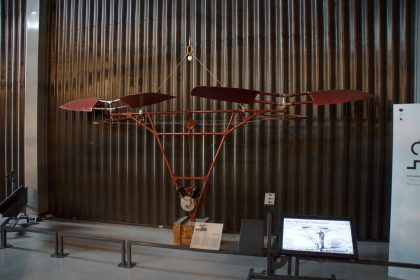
[111,109,285,221]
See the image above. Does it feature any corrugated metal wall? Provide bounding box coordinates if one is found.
[0,0,26,201]
[46,0,415,241]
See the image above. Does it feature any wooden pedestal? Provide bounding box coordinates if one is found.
[173,216,209,246]
[173,222,194,246]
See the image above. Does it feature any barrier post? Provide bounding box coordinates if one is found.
[125,240,136,268]
[0,225,7,248]
[117,240,128,267]
[51,233,68,258]
[50,232,66,258]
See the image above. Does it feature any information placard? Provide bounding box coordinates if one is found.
[278,215,358,260]
[389,104,420,279]
[190,223,223,251]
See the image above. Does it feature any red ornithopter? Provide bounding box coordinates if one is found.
[60,86,370,221]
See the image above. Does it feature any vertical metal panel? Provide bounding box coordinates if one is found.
[46,0,415,240]
[25,0,49,214]
[416,0,420,103]
[0,0,26,201]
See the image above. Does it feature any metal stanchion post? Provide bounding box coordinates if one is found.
[126,240,136,268]
[264,193,276,277]
[247,193,277,279]
[51,234,68,258]
[117,240,136,268]
[0,226,7,249]
[55,232,58,255]
[50,232,59,257]
[60,235,64,254]
[287,256,292,276]
[50,232,67,258]
[118,241,128,267]
[266,211,273,275]
[127,240,132,266]
[295,257,300,276]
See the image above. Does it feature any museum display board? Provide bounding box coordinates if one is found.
[389,104,420,279]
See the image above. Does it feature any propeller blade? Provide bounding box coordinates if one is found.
[120,92,175,108]
[59,97,100,112]
[308,90,371,105]
[191,86,258,104]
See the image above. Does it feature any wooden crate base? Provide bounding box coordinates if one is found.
[173,223,194,245]
[173,217,210,246]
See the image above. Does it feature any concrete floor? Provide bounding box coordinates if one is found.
[0,219,402,280]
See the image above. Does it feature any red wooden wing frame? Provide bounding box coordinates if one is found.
[308,89,371,105]
[191,86,259,104]
[193,87,371,107]
[59,97,101,112]
[120,92,175,108]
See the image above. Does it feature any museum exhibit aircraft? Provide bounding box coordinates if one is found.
[60,41,371,221]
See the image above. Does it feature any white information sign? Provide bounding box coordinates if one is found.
[389,104,420,279]
[190,222,224,251]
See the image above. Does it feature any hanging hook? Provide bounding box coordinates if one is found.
[186,37,193,61]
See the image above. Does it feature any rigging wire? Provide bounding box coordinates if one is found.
[155,54,188,93]
[154,39,225,93]
[192,54,225,87]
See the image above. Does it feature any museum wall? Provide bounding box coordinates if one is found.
[44,0,415,240]
[0,0,26,202]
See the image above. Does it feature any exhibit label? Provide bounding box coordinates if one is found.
[190,222,224,251]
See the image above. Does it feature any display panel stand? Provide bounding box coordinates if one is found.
[247,194,335,280]
[389,104,420,279]
[238,219,264,255]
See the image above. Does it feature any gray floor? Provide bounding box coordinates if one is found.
[0,219,402,280]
